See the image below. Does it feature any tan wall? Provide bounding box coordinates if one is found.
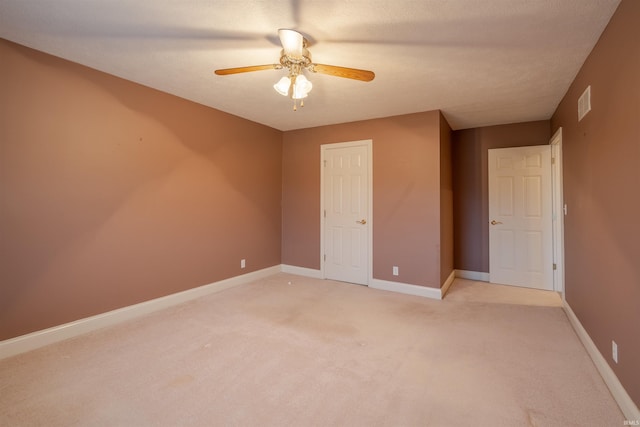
[551,0,640,406]
[0,40,283,341]
[451,120,551,273]
[282,111,446,288]
[439,113,454,285]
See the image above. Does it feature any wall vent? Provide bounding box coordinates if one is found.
[578,85,591,121]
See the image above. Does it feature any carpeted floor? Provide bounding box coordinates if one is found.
[0,274,624,426]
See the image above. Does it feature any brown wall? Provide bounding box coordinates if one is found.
[282,111,448,288]
[551,0,640,406]
[451,120,551,273]
[439,113,454,284]
[0,40,283,341]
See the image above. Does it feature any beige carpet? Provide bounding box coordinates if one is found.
[0,274,623,426]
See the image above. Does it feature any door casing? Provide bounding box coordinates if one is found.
[550,127,565,295]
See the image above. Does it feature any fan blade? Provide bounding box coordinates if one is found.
[312,64,375,82]
[278,29,304,57]
[214,64,278,75]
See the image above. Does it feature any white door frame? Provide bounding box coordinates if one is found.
[550,127,565,295]
[320,139,373,285]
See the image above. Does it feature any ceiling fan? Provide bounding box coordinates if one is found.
[214,29,375,110]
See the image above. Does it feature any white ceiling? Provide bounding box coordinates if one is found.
[0,0,621,131]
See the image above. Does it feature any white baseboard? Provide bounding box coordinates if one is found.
[281,264,323,279]
[563,302,640,421]
[280,265,447,300]
[0,265,281,360]
[441,270,456,298]
[455,269,490,282]
[369,278,443,300]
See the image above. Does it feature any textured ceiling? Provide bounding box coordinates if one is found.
[0,0,621,131]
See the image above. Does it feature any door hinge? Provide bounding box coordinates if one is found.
[323,160,327,167]
[552,157,556,164]
[553,263,557,270]
[323,209,326,218]
[324,254,326,261]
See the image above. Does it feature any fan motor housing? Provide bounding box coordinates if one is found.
[279,47,312,69]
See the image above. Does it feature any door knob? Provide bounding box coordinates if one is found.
[356,219,367,225]
[490,220,503,225]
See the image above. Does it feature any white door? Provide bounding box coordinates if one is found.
[488,145,553,290]
[321,141,371,285]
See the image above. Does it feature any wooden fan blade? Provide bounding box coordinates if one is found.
[214,64,278,75]
[312,64,375,82]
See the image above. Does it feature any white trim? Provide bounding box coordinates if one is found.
[455,270,490,282]
[281,264,322,279]
[440,270,456,298]
[320,139,373,285]
[369,279,443,300]
[283,265,451,301]
[281,264,449,300]
[563,302,640,421]
[550,127,565,295]
[0,265,281,360]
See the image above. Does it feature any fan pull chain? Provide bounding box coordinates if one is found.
[292,99,305,111]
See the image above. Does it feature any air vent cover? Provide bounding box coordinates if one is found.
[578,85,591,121]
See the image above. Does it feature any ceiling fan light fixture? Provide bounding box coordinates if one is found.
[292,75,312,99]
[215,29,374,111]
[274,76,291,96]
[274,74,312,99]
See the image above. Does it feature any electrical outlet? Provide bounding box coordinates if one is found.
[612,340,618,364]
[241,259,246,269]
[392,266,399,276]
